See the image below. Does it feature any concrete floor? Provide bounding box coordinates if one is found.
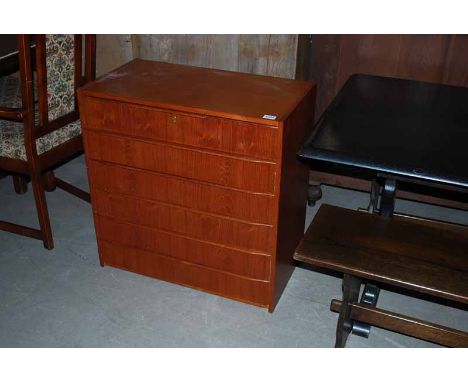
[0,156,467,347]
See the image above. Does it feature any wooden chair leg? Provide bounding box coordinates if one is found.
[43,170,56,192]
[30,173,54,249]
[55,177,91,203]
[335,274,361,347]
[13,175,28,194]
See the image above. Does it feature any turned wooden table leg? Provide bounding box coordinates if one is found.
[12,175,28,194]
[307,184,322,206]
[335,274,361,347]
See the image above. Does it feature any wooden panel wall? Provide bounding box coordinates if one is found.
[96,35,134,76]
[96,35,299,79]
[309,35,468,121]
[136,35,240,72]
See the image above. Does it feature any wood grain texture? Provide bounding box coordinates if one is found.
[307,34,468,211]
[96,35,133,76]
[88,160,276,224]
[271,87,316,309]
[238,35,271,75]
[99,240,271,307]
[333,35,402,93]
[443,35,468,85]
[93,188,275,254]
[309,34,468,121]
[294,204,468,304]
[267,35,298,79]
[395,35,450,82]
[295,35,312,81]
[84,130,277,194]
[95,215,271,280]
[295,203,468,346]
[79,59,315,310]
[81,97,279,161]
[137,34,297,79]
[138,35,240,72]
[308,35,342,124]
[79,59,312,125]
[331,300,468,348]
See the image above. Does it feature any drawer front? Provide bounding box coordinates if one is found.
[93,189,274,254]
[99,241,271,307]
[80,96,168,141]
[95,215,271,280]
[88,160,276,225]
[166,113,278,161]
[81,97,278,161]
[84,130,276,194]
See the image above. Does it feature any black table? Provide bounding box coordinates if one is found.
[299,73,468,339]
[300,74,468,217]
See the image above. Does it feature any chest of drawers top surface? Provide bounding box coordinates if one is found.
[79,59,314,125]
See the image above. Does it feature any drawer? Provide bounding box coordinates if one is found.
[88,160,276,225]
[80,96,168,141]
[93,189,275,254]
[95,215,271,280]
[99,240,271,307]
[81,97,278,161]
[166,113,278,161]
[84,130,276,194]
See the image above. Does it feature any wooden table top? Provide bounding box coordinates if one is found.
[79,58,315,126]
[299,74,468,189]
[295,204,468,304]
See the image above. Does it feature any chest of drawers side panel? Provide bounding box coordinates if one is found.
[79,94,109,268]
[269,86,317,312]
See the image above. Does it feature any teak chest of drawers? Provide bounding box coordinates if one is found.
[78,59,316,312]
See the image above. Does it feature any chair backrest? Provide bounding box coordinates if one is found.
[42,35,77,123]
[19,34,96,139]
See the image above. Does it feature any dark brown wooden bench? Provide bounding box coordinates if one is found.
[294,204,468,347]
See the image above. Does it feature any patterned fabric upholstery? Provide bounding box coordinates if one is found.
[0,73,82,161]
[46,34,75,121]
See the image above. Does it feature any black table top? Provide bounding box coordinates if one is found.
[299,74,468,189]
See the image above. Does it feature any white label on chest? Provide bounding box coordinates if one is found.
[262,114,277,120]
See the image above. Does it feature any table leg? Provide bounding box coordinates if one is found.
[367,179,380,213]
[351,284,380,338]
[380,178,398,218]
[335,274,362,347]
[351,178,394,341]
[307,184,322,206]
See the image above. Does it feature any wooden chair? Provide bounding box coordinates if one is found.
[0,34,96,249]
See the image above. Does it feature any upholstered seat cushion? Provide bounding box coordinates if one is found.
[0,73,82,161]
